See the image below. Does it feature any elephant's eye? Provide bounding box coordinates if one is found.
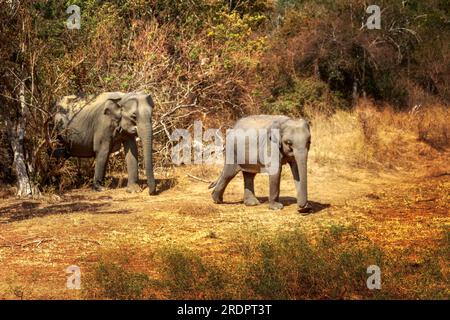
[285,140,293,146]
[130,113,137,121]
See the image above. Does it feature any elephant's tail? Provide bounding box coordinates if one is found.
[209,169,225,189]
[208,172,222,189]
[208,180,217,189]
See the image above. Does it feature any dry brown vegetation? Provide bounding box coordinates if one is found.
[0,104,448,299]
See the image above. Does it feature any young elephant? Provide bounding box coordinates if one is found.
[209,115,312,214]
[54,92,156,194]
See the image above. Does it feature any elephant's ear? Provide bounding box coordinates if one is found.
[134,94,154,121]
[144,94,155,109]
[267,118,290,147]
[302,117,311,130]
[103,98,122,117]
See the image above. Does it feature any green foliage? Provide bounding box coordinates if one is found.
[263,0,450,108]
[207,10,267,69]
[264,78,347,116]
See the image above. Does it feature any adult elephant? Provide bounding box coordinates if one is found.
[54,92,156,194]
[209,115,312,214]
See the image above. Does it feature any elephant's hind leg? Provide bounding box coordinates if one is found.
[243,172,260,206]
[93,146,110,191]
[211,164,239,204]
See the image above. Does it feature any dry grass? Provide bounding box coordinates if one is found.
[177,202,221,217]
[308,101,449,169]
[416,105,450,151]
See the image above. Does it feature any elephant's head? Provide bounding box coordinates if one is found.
[113,93,156,195]
[276,118,311,212]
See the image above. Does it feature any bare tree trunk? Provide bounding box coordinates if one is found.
[8,82,33,197]
[7,15,37,197]
[352,80,359,105]
[313,58,320,79]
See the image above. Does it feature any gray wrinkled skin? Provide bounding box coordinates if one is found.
[209,115,311,214]
[54,92,156,194]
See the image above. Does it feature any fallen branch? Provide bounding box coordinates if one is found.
[187,174,212,184]
[21,237,54,248]
[0,236,55,248]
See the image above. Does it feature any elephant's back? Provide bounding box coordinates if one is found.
[56,92,125,119]
[234,115,290,129]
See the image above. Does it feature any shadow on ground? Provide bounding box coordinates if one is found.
[0,201,130,223]
[106,177,177,194]
[217,196,331,214]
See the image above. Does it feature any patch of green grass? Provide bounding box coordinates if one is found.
[327,224,358,240]
[158,247,228,299]
[384,228,449,299]
[85,262,151,300]
[83,226,448,299]
[246,229,383,299]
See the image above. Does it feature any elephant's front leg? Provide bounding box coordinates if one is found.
[93,144,111,191]
[123,138,141,193]
[268,166,283,210]
[243,172,260,206]
[289,161,312,215]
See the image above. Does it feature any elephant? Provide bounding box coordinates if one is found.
[209,115,312,214]
[54,92,156,194]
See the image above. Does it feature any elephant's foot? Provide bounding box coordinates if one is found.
[93,184,106,192]
[298,202,312,215]
[147,182,157,195]
[211,190,223,204]
[244,196,260,206]
[126,183,142,193]
[269,201,284,210]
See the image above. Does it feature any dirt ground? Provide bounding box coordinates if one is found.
[0,149,448,299]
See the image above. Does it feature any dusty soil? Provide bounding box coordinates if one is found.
[0,151,449,299]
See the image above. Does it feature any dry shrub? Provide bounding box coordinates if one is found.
[308,106,373,167]
[308,100,449,169]
[37,157,95,194]
[415,106,450,151]
[0,186,15,198]
[177,202,221,217]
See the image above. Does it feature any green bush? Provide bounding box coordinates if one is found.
[159,247,228,299]
[247,229,383,299]
[83,227,448,299]
[87,262,150,300]
[264,78,347,116]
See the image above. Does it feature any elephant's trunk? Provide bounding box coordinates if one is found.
[137,108,156,195]
[294,149,308,209]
